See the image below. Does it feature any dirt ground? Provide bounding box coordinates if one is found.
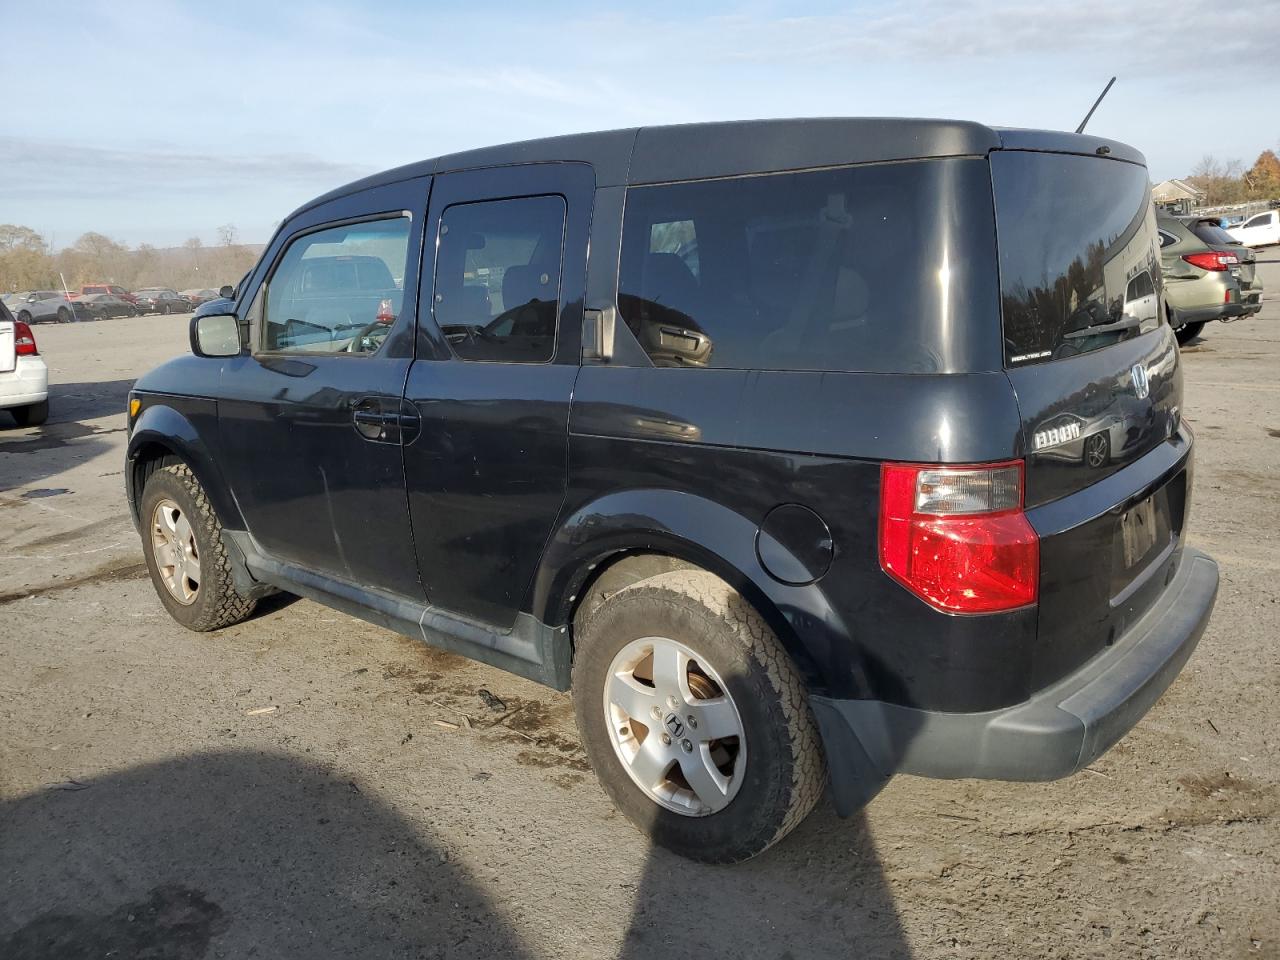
[2,267,1278,960]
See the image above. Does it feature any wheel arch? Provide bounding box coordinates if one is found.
[126,402,243,533]
[530,490,859,697]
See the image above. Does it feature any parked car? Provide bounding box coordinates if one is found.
[127,119,1218,863]
[192,280,247,320]
[3,290,77,324]
[134,289,193,314]
[0,300,49,426]
[180,288,221,306]
[1227,209,1280,247]
[78,283,138,305]
[1157,214,1261,344]
[78,293,139,319]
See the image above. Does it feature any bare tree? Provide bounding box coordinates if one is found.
[217,224,239,247]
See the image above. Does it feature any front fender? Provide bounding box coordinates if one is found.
[126,399,242,532]
[531,488,871,699]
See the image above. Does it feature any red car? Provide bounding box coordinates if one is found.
[77,283,137,305]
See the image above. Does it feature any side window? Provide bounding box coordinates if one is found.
[262,216,410,355]
[433,195,565,363]
[1243,214,1268,229]
[1158,230,1177,248]
[617,159,998,373]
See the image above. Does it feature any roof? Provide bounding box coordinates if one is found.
[1152,178,1206,200]
[292,118,1148,221]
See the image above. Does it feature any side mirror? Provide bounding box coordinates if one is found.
[190,313,241,358]
[218,285,235,299]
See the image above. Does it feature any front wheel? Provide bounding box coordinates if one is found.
[1176,321,1206,345]
[140,463,257,631]
[573,568,825,863]
[16,310,31,324]
[57,307,72,323]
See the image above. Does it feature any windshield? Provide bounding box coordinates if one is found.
[993,151,1161,366]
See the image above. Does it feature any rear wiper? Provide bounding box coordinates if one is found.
[1063,313,1144,339]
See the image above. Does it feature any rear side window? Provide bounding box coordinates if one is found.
[993,152,1161,365]
[263,216,410,355]
[432,196,565,364]
[618,158,1001,373]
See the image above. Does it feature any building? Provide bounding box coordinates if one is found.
[1152,179,1206,207]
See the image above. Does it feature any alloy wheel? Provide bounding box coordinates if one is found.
[150,498,201,604]
[603,636,746,816]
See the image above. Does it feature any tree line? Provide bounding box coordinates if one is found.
[0,224,262,294]
[1186,149,1280,206]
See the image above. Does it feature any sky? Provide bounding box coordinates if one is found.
[5,0,1278,248]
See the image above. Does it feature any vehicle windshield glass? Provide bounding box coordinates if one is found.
[992,152,1161,366]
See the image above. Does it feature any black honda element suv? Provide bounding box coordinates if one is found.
[128,119,1218,863]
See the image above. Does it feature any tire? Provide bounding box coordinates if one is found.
[573,568,825,863]
[139,463,257,631]
[1176,321,1206,345]
[162,304,171,315]
[11,400,49,427]
[57,307,72,323]
[16,310,31,324]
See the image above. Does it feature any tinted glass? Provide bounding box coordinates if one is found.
[992,152,1161,366]
[263,217,409,354]
[1188,221,1237,245]
[433,195,565,363]
[618,158,1001,373]
[1243,214,1269,229]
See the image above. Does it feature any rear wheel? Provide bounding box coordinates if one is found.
[140,463,257,631]
[1176,321,1206,345]
[573,568,825,863]
[56,307,72,323]
[11,400,48,427]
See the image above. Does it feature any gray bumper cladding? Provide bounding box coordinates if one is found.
[814,547,1219,812]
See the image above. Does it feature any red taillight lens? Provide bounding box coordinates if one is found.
[879,461,1039,613]
[14,321,38,356]
[1182,251,1238,272]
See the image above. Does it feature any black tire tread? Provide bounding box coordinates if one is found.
[576,568,825,861]
[144,463,256,631]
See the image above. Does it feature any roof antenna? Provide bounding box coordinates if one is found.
[1075,77,1116,134]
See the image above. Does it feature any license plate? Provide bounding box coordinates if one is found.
[1120,496,1159,569]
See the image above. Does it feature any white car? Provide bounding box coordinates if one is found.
[0,305,50,426]
[1227,209,1280,248]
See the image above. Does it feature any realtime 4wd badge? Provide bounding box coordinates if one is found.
[1034,420,1082,451]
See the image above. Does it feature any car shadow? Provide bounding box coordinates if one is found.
[0,754,915,959]
[0,751,534,960]
[0,379,133,492]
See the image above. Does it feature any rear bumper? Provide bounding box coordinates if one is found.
[0,357,49,408]
[813,547,1218,813]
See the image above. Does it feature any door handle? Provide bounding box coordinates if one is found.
[351,398,419,443]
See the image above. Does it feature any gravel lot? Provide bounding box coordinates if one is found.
[2,268,1278,960]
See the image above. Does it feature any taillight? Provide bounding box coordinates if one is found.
[1182,251,1239,272]
[14,321,38,356]
[879,460,1039,614]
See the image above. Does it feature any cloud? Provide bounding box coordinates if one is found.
[0,138,372,202]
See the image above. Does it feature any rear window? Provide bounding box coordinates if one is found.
[617,158,1000,373]
[1187,220,1237,246]
[993,152,1162,366]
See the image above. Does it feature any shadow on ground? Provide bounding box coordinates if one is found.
[0,379,133,491]
[0,752,912,959]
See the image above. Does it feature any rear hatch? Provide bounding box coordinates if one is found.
[992,148,1189,688]
[1,303,16,373]
[1185,217,1259,298]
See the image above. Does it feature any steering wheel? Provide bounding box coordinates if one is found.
[344,320,391,354]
